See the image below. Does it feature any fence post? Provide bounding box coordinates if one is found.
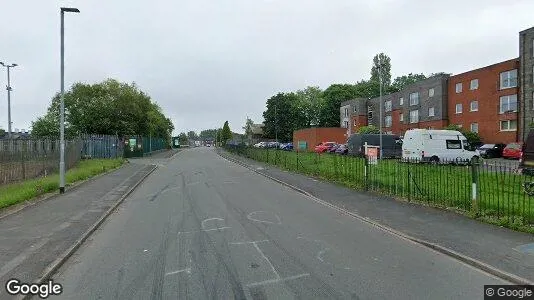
[21,149,26,180]
[296,150,299,171]
[364,155,368,191]
[471,158,479,212]
[407,161,411,202]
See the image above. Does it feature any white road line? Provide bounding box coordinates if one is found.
[165,268,191,276]
[178,227,231,234]
[246,273,310,288]
[253,242,280,279]
[229,240,270,245]
[247,211,282,224]
[317,248,329,262]
[201,217,225,230]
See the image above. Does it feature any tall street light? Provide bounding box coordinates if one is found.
[378,57,383,159]
[59,7,80,194]
[0,62,17,139]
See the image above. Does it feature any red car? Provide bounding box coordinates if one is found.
[502,142,522,159]
[314,142,337,153]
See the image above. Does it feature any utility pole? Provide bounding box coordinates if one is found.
[378,56,383,159]
[275,103,278,143]
[0,62,17,139]
[59,7,80,194]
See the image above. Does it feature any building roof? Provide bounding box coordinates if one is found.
[449,57,519,78]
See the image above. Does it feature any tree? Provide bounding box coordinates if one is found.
[295,86,324,127]
[389,73,427,92]
[178,132,188,144]
[0,128,5,137]
[445,124,481,145]
[31,79,174,139]
[200,129,218,140]
[262,92,301,142]
[221,121,232,145]
[187,131,198,141]
[370,53,392,87]
[319,84,359,127]
[243,118,254,140]
[357,125,380,134]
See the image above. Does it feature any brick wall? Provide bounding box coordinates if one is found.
[520,27,534,141]
[293,128,347,151]
[448,58,519,144]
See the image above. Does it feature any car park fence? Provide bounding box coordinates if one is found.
[224,145,533,230]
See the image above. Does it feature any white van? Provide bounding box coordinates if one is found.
[402,129,479,163]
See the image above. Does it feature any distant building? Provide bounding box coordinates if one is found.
[519,26,534,141]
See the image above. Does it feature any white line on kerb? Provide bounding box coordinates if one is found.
[246,273,310,288]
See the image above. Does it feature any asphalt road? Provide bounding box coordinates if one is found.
[52,147,508,300]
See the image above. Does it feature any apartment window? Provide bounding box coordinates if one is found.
[500,120,517,131]
[428,88,435,97]
[409,92,419,106]
[471,123,479,133]
[470,100,478,112]
[428,107,435,117]
[399,97,404,106]
[455,83,462,93]
[470,79,479,90]
[532,92,534,110]
[532,65,534,83]
[343,121,348,128]
[344,107,349,117]
[457,124,463,128]
[353,119,357,126]
[385,100,392,112]
[455,103,463,114]
[385,115,392,127]
[353,106,358,113]
[399,113,404,122]
[499,94,517,113]
[409,110,419,123]
[500,69,518,89]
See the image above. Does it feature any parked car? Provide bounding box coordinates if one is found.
[502,142,522,159]
[314,142,337,153]
[477,143,506,158]
[402,129,479,163]
[254,142,266,148]
[347,134,402,158]
[266,142,279,149]
[335,144,348,155]
[327,143,340,153]
[281,143,293,151]
[520,130,534,174]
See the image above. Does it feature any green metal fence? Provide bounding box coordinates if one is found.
[224,145,534,229]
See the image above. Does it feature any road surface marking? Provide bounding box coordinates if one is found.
[165,268,191,276]
[247,211,282,224]
[229,240,270,245]
[0,238,49,278]
[252,241,280,279]
[246,273,310,288]
[317,248,329,262]
[201,217,225,230]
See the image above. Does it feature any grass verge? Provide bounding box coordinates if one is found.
[0,158,125,210]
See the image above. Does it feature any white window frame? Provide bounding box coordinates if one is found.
[500,120,517,131]
[385,115,392,128]
[409,92,419,106]
[500,69,518,89]
[428,88,434,97]
[399,113,404,122]
[428,107,435,117]
[470,123,479,133]
[499,94,518,113]
[353,119,357,126]
[455,103,463,114]
[343,120,348,128]
[353,106,358,113]
[455,83,462,93]
[532,91,534,110]
[385,100,392,112]
[470,100,478,112]
[409,110,419,124]
[470,79,478,90]
[399,97,404,106]
[344,107,349,117]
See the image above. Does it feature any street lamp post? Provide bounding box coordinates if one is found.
[0,62,17,139]
[59,7,80,194]
[378,57,383,159]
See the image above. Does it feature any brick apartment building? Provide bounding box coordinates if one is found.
[520,26,534,141]
[340,98,367,137]
[448,59,519,144]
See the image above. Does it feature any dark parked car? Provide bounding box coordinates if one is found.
[327,143,340,153]
[477,143,506,158]
[280,143,293,151]
[346,134,402,158]
[335,144,348,155]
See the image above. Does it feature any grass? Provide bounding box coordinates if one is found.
[229,147,534,233]
[0,158,125,210]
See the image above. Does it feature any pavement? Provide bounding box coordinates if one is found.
[0,150,182,300]
[38,147,514,299]
[219,149,534,284]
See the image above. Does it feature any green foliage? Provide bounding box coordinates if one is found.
[390,73,427,92]
[178,132,188,144]
[370,53,392,87]
[445,124,482,145]
[319,84,359,127]
[221,121,232,144]
[31,79,174,139]
[357,125,380,134]
[187,131,198,140]
[243,118,254,139]
[0,128,5,136]
[200,129,218,139]
[262,92,303,142]
[295,86,324,127]
[0,159,124,209]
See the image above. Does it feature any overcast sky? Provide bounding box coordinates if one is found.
[1,0,534,135]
